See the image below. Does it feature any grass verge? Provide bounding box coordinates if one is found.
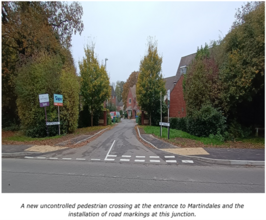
[143,126,224,145]
[4,126,110,142]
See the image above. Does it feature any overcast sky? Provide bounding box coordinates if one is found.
[71,1,246,84]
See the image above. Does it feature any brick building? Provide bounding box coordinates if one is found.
[125,85,140,119]
[164,53,196,118]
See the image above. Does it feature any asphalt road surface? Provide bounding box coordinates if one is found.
[26,119,205,166]
[2,119,264,193]
[2,158,264,193]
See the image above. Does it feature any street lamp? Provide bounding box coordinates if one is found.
[105,58,108,69]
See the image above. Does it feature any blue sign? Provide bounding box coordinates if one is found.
[54,94,63,106]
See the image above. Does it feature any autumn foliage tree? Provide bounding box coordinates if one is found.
[122,71,138,110]
[183,45,222,116]
[219,1,265,119]
[2,1,84,128]
[137,40,166,125]
[79,45,110,127]
[115,81,125,103]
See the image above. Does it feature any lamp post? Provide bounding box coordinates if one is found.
[105,58,108,69]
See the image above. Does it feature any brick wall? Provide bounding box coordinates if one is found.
[169,75,186,118]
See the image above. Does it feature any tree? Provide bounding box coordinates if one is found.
[136,40,166,125]
[122,71,138,110]
[183,45,222,115]
[115,81,125,103]
[79,45,110,127]
[15,51,63,137]
[2,1,84,127]
[219,2,264,116]
[60,68,80,133]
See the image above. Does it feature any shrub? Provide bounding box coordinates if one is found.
[60,69,80,133]
[107,110,112,125]
[186,104,226,137]
[15,51,63,137]
[170,118,178,129]
[228,120,252,139]
[177,117,187,132]
[78,105,101,128]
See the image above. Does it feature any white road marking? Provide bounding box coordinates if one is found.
[120,159,130,162]
[150,156,160,158]
[122,155,131,158]
[135,160,145,162]
[105,140,116,160]
[76,158,86,161]
[166,160,177,163]
[136,156,145,158]
[24,156,34,159]
[62,158,72,160]
[150,160,160,163]
[105,158,115,161]
[165,156,175,158]
[182,160,194,163]
[49,157,58,160]
[36,157,46,159]
[91,159,101,161]
[108,155,117,157]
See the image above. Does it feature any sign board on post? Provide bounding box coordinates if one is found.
[46,122,60,126]
[54,94,63,136]
[39,94,49,107]
[54,94,63,106]
[159,122,170,127]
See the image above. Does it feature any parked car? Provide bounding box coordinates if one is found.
[110,111,121,122]
[110,111,115,122]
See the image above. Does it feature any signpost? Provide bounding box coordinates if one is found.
[160,92,162,137]
[159,122,170,127]
[159,90,171,139]
[39,94,49,136]
[167,89,170,139]
[54,94,63,135]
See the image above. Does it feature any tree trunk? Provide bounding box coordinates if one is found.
[91,112,93,127]
[149,113,151,126]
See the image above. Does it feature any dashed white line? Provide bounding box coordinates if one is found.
[150,156,160,159]
[91,159,101,161]
[120,159,130,162]
[165,156,175,158]
[49,157,58,160]
[105,158,115,161]
[36,157,46,159]
[62,158,72,160]
[166,160,177,163]
[108,155,117,157]
[136,156,145,158]
[122,155,131,158]
[76,158,86,161]
[150,160,161,163]
[182,160,194,163]
[24,156,34,159]
[135,160,145,162]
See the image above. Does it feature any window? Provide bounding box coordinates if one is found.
[180,65,187,75]
[129,98,131,104]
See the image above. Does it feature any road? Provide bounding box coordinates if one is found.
[2,158,264,193]
[24,119,205,165]
[2,119,265,193]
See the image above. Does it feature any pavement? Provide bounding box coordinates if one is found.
[137,128,265,166]
[2,126,265,166]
